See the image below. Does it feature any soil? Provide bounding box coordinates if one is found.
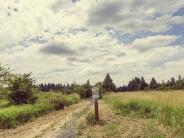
[0,99,171,138]
[0,100,92,138]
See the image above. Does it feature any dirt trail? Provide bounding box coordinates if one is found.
[0,100,169,138]
[0,100,92,138]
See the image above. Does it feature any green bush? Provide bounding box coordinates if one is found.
[8,73,37,104]
[64,95,79,106]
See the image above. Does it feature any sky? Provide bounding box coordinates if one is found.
[0,0,184,85]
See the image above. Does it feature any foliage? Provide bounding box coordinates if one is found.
[8,73,37,104]
[0,99,10,108]
[0,103,54,128]
[117,75,184,92]
[0,64,11,86]
[103,73,116,92]
[150,78,158,89]
[38,82,78,94]
[0,92,79,128]
[76,80,92,99]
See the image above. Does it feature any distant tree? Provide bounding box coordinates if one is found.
[78,80,92,99]
[178,75,182,82]
[170,77,176,86]
[0,64,11,86]
[139,77,148,90]
[103,73,116,92]
[149,77,158,89]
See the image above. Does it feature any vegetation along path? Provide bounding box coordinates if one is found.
[0,100,92,138]
[78,101,170,138]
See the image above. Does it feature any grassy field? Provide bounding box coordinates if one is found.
[0,92,79,128]
[104,91,184,137]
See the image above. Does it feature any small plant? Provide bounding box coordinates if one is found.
[86,112,96,125]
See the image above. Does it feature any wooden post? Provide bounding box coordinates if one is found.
[94,99,99,121]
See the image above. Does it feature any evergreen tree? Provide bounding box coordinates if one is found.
[170,77,176,86]
[139,77,148,90]
[178,75,182,82]
[103,73,116,91]
[150,77,158,89]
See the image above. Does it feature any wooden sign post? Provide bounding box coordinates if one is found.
[92,87,99,121]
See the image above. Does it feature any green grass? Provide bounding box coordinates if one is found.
[104,94,184,137]
[0,92,80,128]
[0,103,54,128]
[0,99,10,108]
[86,112,96,125]
[103,122,121,138]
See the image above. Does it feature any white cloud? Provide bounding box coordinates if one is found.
[0,0,184,85]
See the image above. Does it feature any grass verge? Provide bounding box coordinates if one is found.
[104,93,184,137]
[0,92,79,128]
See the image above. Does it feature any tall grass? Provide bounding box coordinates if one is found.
[0,99,10,108]
[104,91,184,137]
[0,103,54,128]
[0,92,80,128]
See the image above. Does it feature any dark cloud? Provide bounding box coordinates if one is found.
[50,0,70,13]
[117,52,126,57]
[88,1,123,25]
[173,7,184,16]
[40,42,76,56]
[29,36,48,44]
[71,0,80,3]
[67,57,91,63]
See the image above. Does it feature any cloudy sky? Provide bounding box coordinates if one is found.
[0,0,184,85]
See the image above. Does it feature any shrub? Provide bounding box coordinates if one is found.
[8,73,37,104]
[50,97,65,110]
[64,95,79,106]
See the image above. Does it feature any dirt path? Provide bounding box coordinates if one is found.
[0,100,170,138]
[0,100,92,138]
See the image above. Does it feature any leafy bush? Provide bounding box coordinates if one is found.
[8,73,37,104]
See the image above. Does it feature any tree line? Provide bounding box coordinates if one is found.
[117,75,184,92]
[38,73,184,94]
[1,62,184,103]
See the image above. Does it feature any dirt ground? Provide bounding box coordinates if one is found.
[0,99,171,138]
[0,100,92,138]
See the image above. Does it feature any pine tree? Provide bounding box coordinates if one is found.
[170,77,176,86]
[139,77,148,90]
[103,73,116,92]
[150,77,158,89]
